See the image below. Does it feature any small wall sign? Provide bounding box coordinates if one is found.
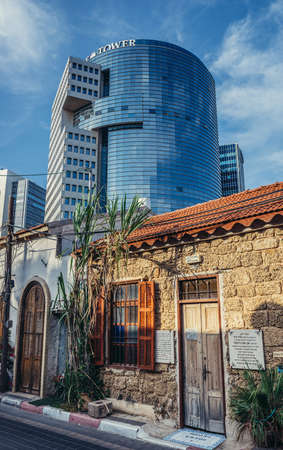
[185,254,202,264]
[228,329,265,370]
[155,330,175,364]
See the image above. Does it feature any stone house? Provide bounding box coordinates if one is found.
[89,182,283,437]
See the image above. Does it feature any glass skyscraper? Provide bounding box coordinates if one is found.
[219,144,245,196]
[0,169,46,236]
[45,39,221,220]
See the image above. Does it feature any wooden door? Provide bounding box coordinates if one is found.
[20,284,45,394]
[182,303,224,433]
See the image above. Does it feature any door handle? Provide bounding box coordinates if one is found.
[202,365,210,381]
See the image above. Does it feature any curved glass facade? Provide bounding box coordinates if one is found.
[78,39,221,214]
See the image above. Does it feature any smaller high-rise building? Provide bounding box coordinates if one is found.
[219,144,245,196]
[0,169,46,236]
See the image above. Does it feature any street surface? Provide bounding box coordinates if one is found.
[0,404,168,450]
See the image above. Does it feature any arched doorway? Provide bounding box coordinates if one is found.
[19,282,45,394]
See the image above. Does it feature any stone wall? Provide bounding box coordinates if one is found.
[101,364,177,420]
[96,224,283,423]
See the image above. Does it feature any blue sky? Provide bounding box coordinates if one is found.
[0,0,282,190]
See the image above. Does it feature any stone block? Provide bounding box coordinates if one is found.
[255,281,281,296]
[218,254,241,269]
[237,285,255,297]
[236,242,253,252]
[224,298,243,311]
[225,270,250,285]
[262,249,283,265]
[88,399,112,418]
[263,328,283,346]
[253,237,278,250]
[243,297,266,311]
[241,252,263,267]
[225,311,244,329]
[223,286,237,297]
[268,310,283,327]
[244,311,268,328]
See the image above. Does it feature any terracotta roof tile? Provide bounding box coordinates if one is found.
[128,182,283,248]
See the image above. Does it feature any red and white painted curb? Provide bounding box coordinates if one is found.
[0,395,189,449]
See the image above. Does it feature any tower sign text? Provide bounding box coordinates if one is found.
[87,39,136,60]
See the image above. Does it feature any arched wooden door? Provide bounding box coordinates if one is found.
[19,283,45,394]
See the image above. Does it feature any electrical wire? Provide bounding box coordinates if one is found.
[0,171,64,177]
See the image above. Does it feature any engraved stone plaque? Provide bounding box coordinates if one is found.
[155,330,175,364]
[229,329,265,370]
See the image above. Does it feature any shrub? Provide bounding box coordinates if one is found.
[230,368,283,448]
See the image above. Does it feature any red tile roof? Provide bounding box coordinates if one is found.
[128,182,283,249]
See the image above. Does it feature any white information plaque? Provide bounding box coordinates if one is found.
[229,329,265,370]
[155,330,175,364]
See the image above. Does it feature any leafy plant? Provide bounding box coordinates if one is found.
[230,368,283,447]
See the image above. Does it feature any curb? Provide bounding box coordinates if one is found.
[69,412,100,428]
[98,419,139,440]
[0,395,191,449]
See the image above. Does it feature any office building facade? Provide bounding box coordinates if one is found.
[45,39,221,220]
[219,144,245,196]
[0,169,46,236]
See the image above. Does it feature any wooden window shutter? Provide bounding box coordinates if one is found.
[138,281,155,370]
[92,293,105,366]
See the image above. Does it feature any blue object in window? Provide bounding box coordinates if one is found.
[85,173,89,181]
[64,211,69,219]
[66,171,71,178]
[72,171,77,179]
[65,184,70,191]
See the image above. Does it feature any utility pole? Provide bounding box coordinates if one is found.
[0,196,14,392]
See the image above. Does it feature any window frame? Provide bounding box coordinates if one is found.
[93,280,155,370]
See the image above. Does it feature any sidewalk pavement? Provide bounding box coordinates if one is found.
[0,393,255,450]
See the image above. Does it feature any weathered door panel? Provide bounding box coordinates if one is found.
[201,303,224,433]
[20,285,45,394]
[182,302,224,433]
[182,304,204,429]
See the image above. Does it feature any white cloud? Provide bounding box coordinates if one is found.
[210,0,283,187]
[0,0,65,92]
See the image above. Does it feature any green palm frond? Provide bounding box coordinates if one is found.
[230,368,283,447]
